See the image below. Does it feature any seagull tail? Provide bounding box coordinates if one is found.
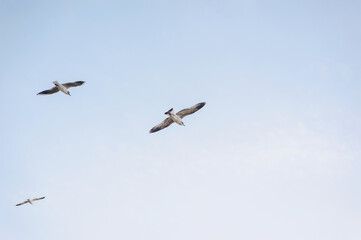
[164,108,173,115]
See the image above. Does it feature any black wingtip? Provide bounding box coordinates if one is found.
[149,127,161,133]
[197,102,206,109]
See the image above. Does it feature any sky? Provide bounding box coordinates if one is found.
[0,0,361,239]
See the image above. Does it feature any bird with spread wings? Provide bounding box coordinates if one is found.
[37,81,85,96]
[150,102,206,133]
[16,197,45,206]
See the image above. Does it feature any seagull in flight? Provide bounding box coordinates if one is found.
[15,197,45,206]
[149,102,206,133]
[37,81,85,96]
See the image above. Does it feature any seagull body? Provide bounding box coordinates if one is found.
[37,81,85,96]
[165,108,185,126]
[16,197,45,206]
[53,81,70,95]
[149,102,206,133]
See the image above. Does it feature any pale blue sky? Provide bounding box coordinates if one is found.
[1,1,361,239]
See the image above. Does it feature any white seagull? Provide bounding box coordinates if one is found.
[37,81,85,96]
[149,102,206,133]
[16,197,45,206]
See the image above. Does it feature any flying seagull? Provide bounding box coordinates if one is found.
[37,81,85,96]
[16,197,45,206]
[149,102,206,133]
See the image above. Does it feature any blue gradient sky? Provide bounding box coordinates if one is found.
[1,1,361,239]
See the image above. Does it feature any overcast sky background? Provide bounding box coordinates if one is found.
[1,0,361,239]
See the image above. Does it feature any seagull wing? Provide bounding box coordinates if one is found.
[149,117,174,133]
[176,102,206,119]
[37,86,59,95]
[16,200,29,206]
[62,81,85,89]
[32,197,45,201]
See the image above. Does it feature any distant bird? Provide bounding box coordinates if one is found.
[37,81,85,96]
[149,102,206,133]
[16,197,45,206]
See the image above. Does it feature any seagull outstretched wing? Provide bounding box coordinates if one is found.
[176,102,206,119]
[63,81,85,89]
[16,200,29,206]
[32,197,45,201]
[149,117,174,133]
[37,87,59,95]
